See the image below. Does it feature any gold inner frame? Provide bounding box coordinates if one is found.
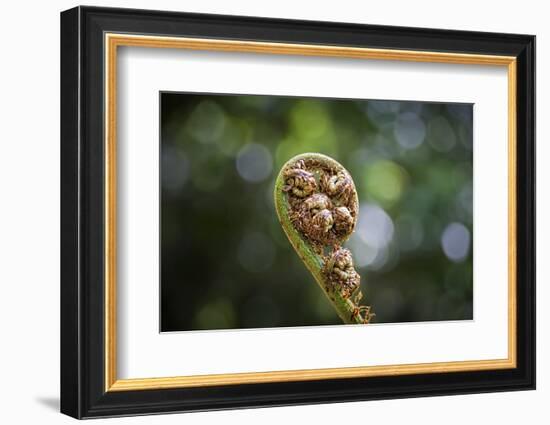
[104,33,517,392]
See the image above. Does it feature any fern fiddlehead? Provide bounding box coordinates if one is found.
[274,153,374,324]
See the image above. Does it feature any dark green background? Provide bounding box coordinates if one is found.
[160,92,473,332]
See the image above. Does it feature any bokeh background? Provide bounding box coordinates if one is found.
[160,92,473,332]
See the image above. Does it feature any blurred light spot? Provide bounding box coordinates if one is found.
[217,119,251,157]
[185,100,226,144]
[238,231,275,273]
[457,183,473,216]
[291,100,330,140]
[426,161,457,195]
[365,160,407,206]
[194,299,236,329]
[161,147,189,191]
[369,246,391,271]
[441,222,471,262]
[396,215,424,252]
[428,115,457,152]
[372,133,395,158]
[394,112,426,150]
[369,100,400,114]
[365,101,400,131]
[348,234,378,268]
[400,102,424,114]
[356,203,394,250]
[236,143,273,183]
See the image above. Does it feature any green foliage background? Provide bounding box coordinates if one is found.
[160,93,473,331]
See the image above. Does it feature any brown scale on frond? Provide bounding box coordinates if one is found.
[303,193,332,212]
[321,171,354,206]
[332,206,354,237]
[282,160,317,198]
[284,157,357,245]
[292,193,336,246]
[308,209,334,243]
[323,247,360,298]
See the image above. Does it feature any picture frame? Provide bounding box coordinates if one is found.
[60,5,535,419]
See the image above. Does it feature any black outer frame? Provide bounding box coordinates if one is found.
[60,5,535,419]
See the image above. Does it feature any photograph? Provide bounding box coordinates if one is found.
[57,5,535,419]
[160,92,474,331]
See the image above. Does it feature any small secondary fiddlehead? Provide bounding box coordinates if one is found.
[274,153,374,324]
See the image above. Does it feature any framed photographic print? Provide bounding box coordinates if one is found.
[60,6,536,419]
